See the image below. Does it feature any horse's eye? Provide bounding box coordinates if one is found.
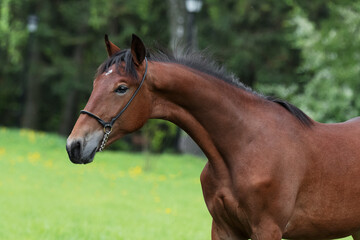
[115,85,128,95]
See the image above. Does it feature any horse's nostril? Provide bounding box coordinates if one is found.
[72,141,81,159]
[66,133,100,164]
[66,140,83,164]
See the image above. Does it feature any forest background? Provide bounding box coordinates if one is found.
[1,0,359,153]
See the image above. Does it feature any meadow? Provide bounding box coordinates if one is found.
[0,127,211,240]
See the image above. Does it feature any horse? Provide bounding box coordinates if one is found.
[66,34,360,240]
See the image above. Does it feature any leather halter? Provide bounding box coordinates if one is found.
[80,57,148,151]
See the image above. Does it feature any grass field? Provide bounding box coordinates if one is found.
[0,127,211,240]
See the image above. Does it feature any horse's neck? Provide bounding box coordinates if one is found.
[149,62,269,165]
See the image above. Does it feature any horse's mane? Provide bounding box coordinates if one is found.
[97,48,313,127]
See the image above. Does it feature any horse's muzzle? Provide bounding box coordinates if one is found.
[66,130,103,164]
[66,139,96,164]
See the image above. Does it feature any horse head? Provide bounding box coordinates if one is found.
[66,34,152,164]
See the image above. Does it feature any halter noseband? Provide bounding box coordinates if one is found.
[80,57,148,152]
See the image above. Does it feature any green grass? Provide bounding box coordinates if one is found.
[0,127,211,240]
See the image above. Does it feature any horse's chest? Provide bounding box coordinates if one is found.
[200,165,250,238]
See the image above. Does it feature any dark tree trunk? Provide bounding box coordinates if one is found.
[167,0,186,49]
[168,0,201,154]
[58,43,84,136]
[21,32,40,129]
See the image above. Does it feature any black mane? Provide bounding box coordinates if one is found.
[97,48,313,127]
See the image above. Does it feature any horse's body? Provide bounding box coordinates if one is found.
[66,35,360,240]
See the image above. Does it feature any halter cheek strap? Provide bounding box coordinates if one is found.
[80,57,148,152]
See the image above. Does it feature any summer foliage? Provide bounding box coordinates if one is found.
[1,1,360,151]
[0,128,211,239]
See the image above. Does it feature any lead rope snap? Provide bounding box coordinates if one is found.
[98,125,112,152]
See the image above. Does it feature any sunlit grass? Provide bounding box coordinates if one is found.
[0,127,211,240]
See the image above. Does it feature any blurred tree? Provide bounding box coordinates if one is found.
[0,0,169,132]
[167,0,186,49]
[0,0,29,126]
[285,1,360,122]
[0,0,180,153]
[21,17,40,129]
[198,0,300,87]
[1,0,360,152]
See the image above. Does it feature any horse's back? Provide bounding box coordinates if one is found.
[346,116,360,123]
[284,119,360,239]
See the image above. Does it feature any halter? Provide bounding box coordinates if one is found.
[80,57,148,152]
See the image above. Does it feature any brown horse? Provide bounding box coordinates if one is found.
[66,34,360,240]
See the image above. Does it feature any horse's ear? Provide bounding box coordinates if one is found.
[131,34,146,66]
[104,34,121,57]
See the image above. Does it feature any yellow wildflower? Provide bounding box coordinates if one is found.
[28,130,36,143]
[28,152,41,164]
[165,208,172,214]
[129,166,142,178]
[19,129,37,143]
[158,175,167,181]
[0,147,5,156]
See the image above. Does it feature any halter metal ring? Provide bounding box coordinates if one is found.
[104,124,112,134]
